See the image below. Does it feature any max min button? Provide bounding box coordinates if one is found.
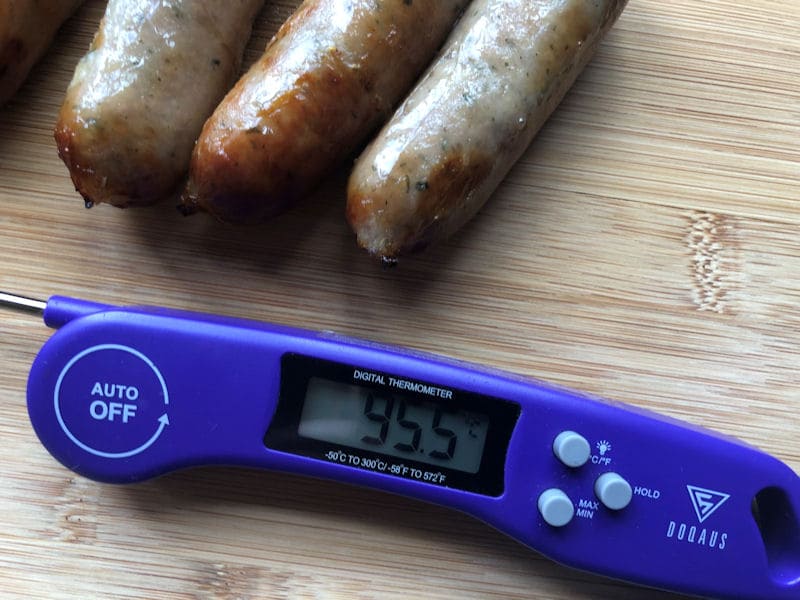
[538,488,575,527]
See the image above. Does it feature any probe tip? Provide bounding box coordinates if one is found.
[0,292,47,315]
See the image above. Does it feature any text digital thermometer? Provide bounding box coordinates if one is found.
[7,293,800,599]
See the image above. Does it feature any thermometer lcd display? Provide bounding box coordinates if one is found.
[298,377,490,474]
[265,354,520,496]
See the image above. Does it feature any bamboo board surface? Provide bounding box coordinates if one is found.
[0,1,798,598]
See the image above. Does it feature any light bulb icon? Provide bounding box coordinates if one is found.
[596,440,612,456]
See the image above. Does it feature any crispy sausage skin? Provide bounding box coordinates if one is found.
[55,0,264,208]
[0,0,84,107]
[181,0,469,224]
[347,0,628,261]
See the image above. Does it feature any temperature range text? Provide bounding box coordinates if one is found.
[324,449,447,485]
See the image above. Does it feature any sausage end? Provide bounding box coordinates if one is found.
[347,149,494,260]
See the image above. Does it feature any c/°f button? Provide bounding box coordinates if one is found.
[538,488,575,527]
[595,472,633,510]
[552,430,591,468]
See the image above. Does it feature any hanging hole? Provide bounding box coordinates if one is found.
[752,487,800,584]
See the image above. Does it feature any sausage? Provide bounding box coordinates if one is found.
[181,0,470,224]
[347,0,628,262]
[54,0,264,208]
[0,0,84,107]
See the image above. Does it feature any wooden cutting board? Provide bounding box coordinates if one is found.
[1,1,797,598]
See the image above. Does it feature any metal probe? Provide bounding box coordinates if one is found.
[0,292,46,316]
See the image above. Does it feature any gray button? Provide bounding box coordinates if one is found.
[595,472,633,510]
[552,430,591,468]
[538,488,575,527]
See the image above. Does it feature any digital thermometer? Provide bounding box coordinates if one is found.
[5,293,800,599]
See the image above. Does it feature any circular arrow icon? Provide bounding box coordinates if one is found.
[54,344,170,459]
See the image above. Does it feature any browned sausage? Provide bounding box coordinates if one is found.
[347,0,628,262]
[55,0,264,208]
[181,0,470,224]
[0,0,84,107]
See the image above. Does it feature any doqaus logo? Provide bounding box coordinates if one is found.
[665,485,730,551]
[687,485,730,523]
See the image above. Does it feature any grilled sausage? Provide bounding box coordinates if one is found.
[0,0,84,107]
[181,0,470,224]
[347,0,628,262]
[55,0,264,208]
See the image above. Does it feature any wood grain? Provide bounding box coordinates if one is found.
[1,1,798,598]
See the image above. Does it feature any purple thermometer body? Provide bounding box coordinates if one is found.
[25,297,800,599]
